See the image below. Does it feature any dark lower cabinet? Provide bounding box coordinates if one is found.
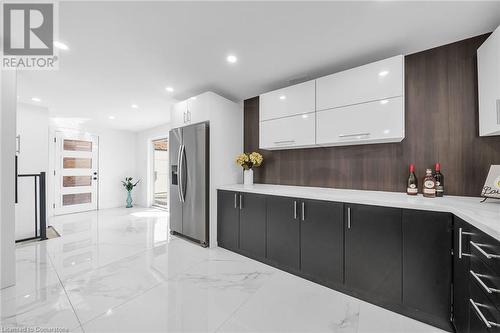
[239,193,266,259]
[454,217,474,333]
[300,199,344,287]
[216,189,496,333]
[402,209,453,331]
[217,191,239,250]
[345,204,402,306]
[267,196,300,271]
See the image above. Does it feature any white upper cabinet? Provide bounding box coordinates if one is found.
[260,112,316,150]
[170,93,212,129]
[171,100,188,129]
[258,55,405,150]
[316,97,404,146]
[478,26,500,137]
[316,55,404,111]
[259,80,316,121]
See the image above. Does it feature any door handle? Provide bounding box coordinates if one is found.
[293,201,297,219]
[347,207,351,229]
[458,228,472,259]
[180,144,186,203]
[338,132,370,138]
[177,145,184,203]
[301,202,305,221]
[239,194,243,210]
[16,135,20,154]
[234,193,238,209]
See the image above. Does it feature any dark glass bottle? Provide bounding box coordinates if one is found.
[407,164,418,195]
[434,163,444,197]
[423,168,436,198]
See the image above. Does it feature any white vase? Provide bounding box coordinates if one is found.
[244,169,254,185]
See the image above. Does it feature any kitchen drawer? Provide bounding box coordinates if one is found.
[316,55,404,111]
[470,231,500,277]
[316,96,404,147]
[259,112,316,150]
[259,80,316,121]
[469,277,500,333]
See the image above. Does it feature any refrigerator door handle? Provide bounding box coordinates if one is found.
[179,144,186,203]
[177,144,184,203]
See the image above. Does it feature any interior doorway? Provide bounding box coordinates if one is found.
[152,138,168,210]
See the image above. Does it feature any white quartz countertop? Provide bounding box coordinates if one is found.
[218,183,500,241]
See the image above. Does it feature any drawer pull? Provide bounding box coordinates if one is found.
[470,270,500,294]
[470,241,500,260]
[469,299,500,328]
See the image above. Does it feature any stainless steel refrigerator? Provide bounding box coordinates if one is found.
[169,122,209,247]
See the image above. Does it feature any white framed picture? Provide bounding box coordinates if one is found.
[482,165,500,199]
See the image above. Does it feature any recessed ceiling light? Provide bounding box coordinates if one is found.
[380,99,389,105]
[190,97,197,100]
[131,104,138,109]
[108,116,115,120]
[383,129,390,134]
[53,41,69,50]
[279,95,286,100]
[31,97,41,102]
[378,70,389,77]
[226,54,237,64]
[165,87,174,93]
[302,114,308,119]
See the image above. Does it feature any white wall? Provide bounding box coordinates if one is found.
[15,103,49,239]
[48,124,138,215]
[1,70,17,289]
[135,123,170,207]
[98,129,137,209]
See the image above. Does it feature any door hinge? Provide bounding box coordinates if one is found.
[54,137,56,143]
[53,170,56,176]
[52,203,55,209]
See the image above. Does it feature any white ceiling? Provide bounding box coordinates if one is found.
[18,1,500,132]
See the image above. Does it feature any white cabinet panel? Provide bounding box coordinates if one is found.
[260,113,316,150]
[316,97,404,146]
[260,80,315,121]
[187,94,210,125]
[171,100,187,129]
[316,55,404,111]
[478,26,500,136]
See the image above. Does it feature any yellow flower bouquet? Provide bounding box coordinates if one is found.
[236,152,263,170]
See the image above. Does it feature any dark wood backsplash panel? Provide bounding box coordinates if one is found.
[244,34,500,197]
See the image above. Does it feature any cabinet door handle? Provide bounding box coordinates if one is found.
[469,299,500,328]
[239,194,243,210]
[470,270,500,294]
[470,241,500,260]
[458,228,473,259]
[496,99,500,125]
[234,193,238,209]
[347,207,351,229]
[301,202,305,221]
[339,132,370,138]
[274,140,295,145]
[293,201,297,220]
